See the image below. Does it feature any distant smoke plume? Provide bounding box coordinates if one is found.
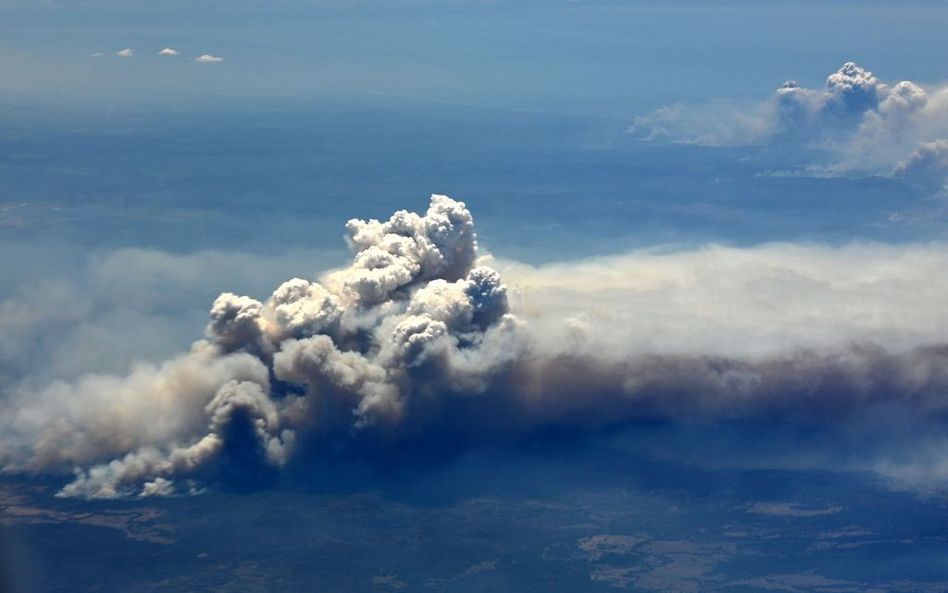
[630,62,948,188]
[3,195,948,497]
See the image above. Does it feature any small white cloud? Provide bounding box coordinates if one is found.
[90,52,103,58]
[194,54,223,63]
[158,48,180,56]
[116,48,133,57]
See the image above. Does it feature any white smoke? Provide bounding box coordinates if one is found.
[630,62,948,188]
[3,195,948,498]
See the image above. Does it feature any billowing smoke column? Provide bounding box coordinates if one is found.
[206,195,516,429]
[5,195,948,498]
[774,61,885,125]
[54,195,519,497]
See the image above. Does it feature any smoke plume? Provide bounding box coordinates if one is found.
[2,195,948,497]
[630,62,948,188]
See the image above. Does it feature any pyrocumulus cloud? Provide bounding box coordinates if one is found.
[630,62,948,188]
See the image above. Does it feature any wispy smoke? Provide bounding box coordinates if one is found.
[3,195,948,498]
[893,140,948,190]
[630,62,948,188]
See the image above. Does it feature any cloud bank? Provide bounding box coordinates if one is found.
[2,196,948,498]
[630,62,948,188]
